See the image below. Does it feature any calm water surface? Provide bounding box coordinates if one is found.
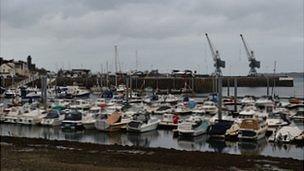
[1,123,303,160]
[1,76,303,160]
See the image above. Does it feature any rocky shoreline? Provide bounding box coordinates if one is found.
[1,136,303,171]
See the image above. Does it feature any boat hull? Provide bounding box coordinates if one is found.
[127,121,159,133]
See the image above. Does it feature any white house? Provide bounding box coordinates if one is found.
[0,63,15,78]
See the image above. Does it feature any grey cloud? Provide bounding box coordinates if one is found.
[0,0,303,75]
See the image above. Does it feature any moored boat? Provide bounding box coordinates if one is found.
[238,117,268,141]
[177,115,209,137]
[126,112,160,132]
[159,113,180,129]
[61,110,84,130]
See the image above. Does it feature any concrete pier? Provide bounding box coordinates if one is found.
[53,75,293,93]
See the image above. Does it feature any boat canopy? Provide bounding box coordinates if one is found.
[64,111,82,121]
[45,110,60,119]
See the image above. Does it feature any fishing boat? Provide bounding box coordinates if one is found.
[126,112,160,132]
[238,117,268,141]
[177,115,209,137]
[41,110,64,126]
[159,113,180,129]
[95,111,130,131]
[61,110,84,130]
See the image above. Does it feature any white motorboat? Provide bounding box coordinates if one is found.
[153,104,172,115]
[95,111,130,131]
[41,110,64,126]
[82,113,96,129]
[290,108,304,122]
[126,112,160,132]
[270,126,303,143]
[159,113,180,128]
[116,84,127,93]
[236,106,259,123]
[164,94,179,103]
[255,96,274,107]
[173,104,192,115]
[177,115,209,137]
[4,89,16,98]
[17,108,47,125]
[25,90,41,99]
[70,99,91,111]
[0,103,4,121]
[81,106,103,129]
[66,86,90,98]
[3,106,23,123]
[266,111,290,132]
[201,101,218,115]
[191,104,206,115]
[238,117,268,141]
[240,96,256,105]
[51,99,70,110]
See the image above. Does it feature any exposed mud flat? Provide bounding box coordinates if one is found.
[1,136,303,171]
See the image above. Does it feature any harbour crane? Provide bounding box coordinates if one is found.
[205,33,225,76]
[240,34,260,76]
[204,33,225,120]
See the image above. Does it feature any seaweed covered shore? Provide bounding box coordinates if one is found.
[1,136,303,171]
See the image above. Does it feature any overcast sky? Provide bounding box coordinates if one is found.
[0,0,303,75]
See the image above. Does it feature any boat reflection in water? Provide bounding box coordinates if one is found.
[177,135,208,151]
[238,138,267,155]
[0,123,303,160]
[207,139,238,153]
[126,131,159,147]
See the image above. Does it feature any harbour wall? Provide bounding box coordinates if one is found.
[53,75,293,93]
[1,75,293,93]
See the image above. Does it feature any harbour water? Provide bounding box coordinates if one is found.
[1,122,303,160]
[222,76,304,98]
[1,76,303,160]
